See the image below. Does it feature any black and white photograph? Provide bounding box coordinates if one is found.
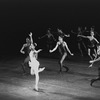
[0,0,100,100]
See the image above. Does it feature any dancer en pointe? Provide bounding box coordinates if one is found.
[29,43,45,91]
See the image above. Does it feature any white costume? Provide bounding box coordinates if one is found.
[28,48,45,91]
[29,50,39,75]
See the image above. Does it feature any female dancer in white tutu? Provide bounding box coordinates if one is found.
[29,43,45,91]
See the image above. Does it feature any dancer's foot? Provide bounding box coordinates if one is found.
[39,67,45,72]
[89,64,93,68]
[63,65,69,72]
[34,85,38,92]
[34,88,38,92]
[58,69,62,73]
[90,79,95,86]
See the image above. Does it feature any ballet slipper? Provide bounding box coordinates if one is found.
[34,86,38,91]
[38,67,45,72]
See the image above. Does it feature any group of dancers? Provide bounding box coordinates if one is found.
[20,26,100,91]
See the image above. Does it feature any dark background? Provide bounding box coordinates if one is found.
[0,0,100,58]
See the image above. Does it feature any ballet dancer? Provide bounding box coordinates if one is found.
[20,32,36,74]
[49,35,73,72]
[39,28,56,50]
[78,28,99,60]
[57,28,70,38]
[71,27,87,56]
[29,43,45,91]
[89,44,100,86]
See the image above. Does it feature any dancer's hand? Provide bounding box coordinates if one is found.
[34,43,37,46]
[38,49,42,52]
[67,34,70,37]
[29,32,32,37]
[71,53,74,56]
[49,50,52,53]
[20,51,25,54]
[39,49,42,52]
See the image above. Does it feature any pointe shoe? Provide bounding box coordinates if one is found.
[34,85,38,91]
[34,88,38,92]
[39,67,45,72]
[89,64,92,68]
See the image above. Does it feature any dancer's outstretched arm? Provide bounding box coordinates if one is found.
[38,34,47,39]
[93,37,99,44]
[78,35,88,38]
[35,49,42,53]
[20,44,27,54]
[51,34,56,41]
[64,34,70,37]
[49,42,59,53]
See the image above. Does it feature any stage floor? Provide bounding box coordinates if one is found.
[0,57,100,100]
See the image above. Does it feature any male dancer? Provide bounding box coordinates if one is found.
[49,35,73,72]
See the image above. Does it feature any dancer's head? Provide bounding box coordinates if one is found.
[58,36,63,42]
[57,29,63,34]
[78,27,81,31]
[90,30,94,36]
[26,38,31,44]
[30,44,35,51]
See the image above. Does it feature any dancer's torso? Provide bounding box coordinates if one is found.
[58,42,67,55]
[24,44,31,55]
[88,38,97,48]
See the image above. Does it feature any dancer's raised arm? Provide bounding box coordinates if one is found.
[29,32,33,44]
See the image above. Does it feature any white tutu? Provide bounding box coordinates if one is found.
[29,58,40,68]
